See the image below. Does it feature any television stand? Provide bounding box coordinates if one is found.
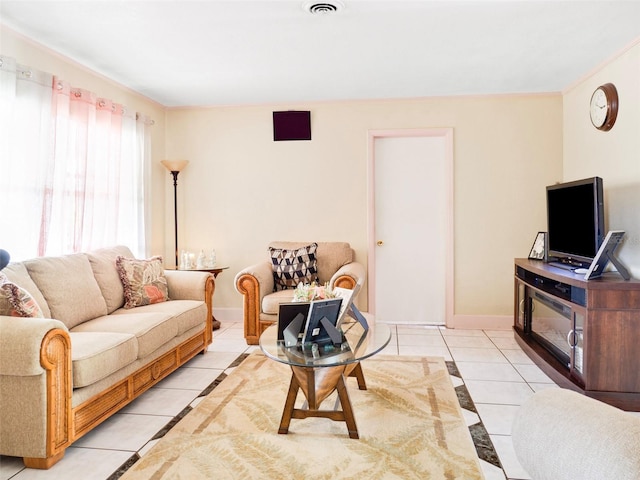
[547,261,577,271]
[514,258,640,411]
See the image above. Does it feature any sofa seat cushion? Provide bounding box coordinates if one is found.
[71,312,178,359]
[111,300,206,336]
[70,332,138,388]
[262,290,296,316]
[24,254,108,329]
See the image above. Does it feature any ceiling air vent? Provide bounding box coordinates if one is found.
[304,1,344,15]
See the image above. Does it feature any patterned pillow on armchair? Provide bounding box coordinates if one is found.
[269,243,318,291]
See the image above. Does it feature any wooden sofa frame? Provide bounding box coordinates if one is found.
[23,276,215,469]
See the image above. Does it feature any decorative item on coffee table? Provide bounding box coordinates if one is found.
[292,281,336,302]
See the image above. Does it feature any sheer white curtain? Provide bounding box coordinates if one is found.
[0,57,53,260]
[0,56,151,260]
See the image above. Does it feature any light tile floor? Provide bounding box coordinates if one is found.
[0,321,587,480]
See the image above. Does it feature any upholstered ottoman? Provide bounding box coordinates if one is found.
[512,388,640,480]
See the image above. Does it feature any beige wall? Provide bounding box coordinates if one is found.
[166,95,563,318]
[563,41,640,279]
[3,25,570,322]
[0,27,168,257]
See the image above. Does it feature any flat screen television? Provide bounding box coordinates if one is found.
[546,176,605,269]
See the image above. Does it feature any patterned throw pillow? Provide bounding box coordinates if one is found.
[0,272,44,318]
[115,256,169,309]
[269,243,318,292]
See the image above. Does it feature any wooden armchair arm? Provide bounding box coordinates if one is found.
[235,261,273,344]
[331,261,366,290]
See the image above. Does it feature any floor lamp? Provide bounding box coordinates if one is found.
[161,160,189,268]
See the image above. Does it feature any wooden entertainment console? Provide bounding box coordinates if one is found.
[513,258,640,411]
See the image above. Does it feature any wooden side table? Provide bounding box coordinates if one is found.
[177,266,229,330]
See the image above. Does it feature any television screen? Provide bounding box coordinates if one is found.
[546,177,604,267]
[273,111,311,141]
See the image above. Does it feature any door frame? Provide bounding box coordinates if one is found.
[367,128,455,327]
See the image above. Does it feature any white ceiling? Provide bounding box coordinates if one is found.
[2,1,640,108]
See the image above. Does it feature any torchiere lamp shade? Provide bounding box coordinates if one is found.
[161,159,189,172]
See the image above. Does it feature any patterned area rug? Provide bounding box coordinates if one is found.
[120,353,484,479]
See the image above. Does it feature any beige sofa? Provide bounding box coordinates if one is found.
[0,246,214,469]
[235,241,365,345]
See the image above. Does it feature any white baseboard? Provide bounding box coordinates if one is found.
[449,314,512,330]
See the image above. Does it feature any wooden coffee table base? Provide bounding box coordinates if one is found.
[278,362,367,439]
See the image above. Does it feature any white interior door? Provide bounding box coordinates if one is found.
[370,132,451,325]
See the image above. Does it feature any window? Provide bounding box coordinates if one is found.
[0,56,151,260]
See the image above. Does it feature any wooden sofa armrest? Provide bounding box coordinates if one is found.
[0,317,72,468]
[331,261,366,290]
[235,261,273,344]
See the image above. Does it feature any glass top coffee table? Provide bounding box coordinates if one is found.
[259,317,391,439]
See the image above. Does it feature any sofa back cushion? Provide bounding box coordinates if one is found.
[87,245,134,314]
[268,241,353,284]
[24,254,108,329]
[1,263,51,318]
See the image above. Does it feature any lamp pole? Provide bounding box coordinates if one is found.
[161,160,189,269]
[170,170,180,268]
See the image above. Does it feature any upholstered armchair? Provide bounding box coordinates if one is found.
[235,242,365,345]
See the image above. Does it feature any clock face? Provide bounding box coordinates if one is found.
[590,88,608,128]
[589,83,618,131]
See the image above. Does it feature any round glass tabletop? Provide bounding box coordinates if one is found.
[259,318,391,368]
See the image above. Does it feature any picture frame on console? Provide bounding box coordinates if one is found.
[528,232,547,261]
[583,230,631,280]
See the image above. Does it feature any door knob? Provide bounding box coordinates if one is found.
[377,240,384,246]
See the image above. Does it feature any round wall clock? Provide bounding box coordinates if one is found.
[589,83,618,131]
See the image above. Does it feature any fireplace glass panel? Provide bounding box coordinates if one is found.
[530,290,572,367]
